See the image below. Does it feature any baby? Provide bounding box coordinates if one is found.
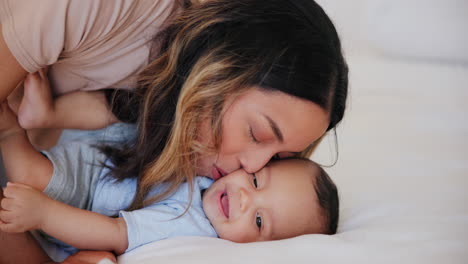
[0,102,339,261]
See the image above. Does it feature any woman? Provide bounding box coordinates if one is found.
[0,0,348,263]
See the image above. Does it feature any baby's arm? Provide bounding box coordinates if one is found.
[0,182,129,255]
[0,102,53,191]
[18,70,118,130]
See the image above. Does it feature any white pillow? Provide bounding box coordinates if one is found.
[117,52,468,264]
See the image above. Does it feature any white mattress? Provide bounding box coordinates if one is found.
[116,53,468,263]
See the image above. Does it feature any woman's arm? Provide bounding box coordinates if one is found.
[0,102,54,191]
[0,183,129,255]
[0,27,28,102]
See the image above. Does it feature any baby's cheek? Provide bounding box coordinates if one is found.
[218,224,256,243]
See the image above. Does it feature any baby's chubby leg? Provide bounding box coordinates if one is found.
[0,102,53,191]
[17,69,55,130]
[11,69,62,150]
[18,68,119,131]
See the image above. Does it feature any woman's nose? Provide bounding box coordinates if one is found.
[240,150,273,174]
[239,187,250,212]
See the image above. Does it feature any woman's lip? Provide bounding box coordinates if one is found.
[211,165,227,180]
[211,167,221,180]
[217,166,228,177]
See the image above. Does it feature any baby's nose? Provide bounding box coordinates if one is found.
[239,188,250,212]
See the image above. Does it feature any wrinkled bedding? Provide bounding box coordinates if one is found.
[117,54,468,264]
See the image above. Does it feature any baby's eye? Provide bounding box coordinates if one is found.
[271,153,280,160]
[252,173,258,188]
[255,212,262,230]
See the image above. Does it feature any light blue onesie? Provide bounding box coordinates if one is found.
[36,141,217,261]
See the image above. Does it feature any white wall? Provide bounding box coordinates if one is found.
[315,0,373,55]
[316,0,468,63]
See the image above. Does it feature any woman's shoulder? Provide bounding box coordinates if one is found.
[62,0,177,51]
[1,0,177,53]
[1,0,180,92]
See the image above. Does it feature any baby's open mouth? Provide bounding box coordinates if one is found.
[220,192,229,218]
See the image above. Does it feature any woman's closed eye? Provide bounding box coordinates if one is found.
[271,152,296,161]
[271,153,280,160]
[249,126,259,143]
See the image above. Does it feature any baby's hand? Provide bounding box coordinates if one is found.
[0,182,50,233]
[0,102,22,141]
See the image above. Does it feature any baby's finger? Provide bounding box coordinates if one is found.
[3,182,31,198]
[0,197,15,210]
[2,185,14,198]
[2,184,19,198]
[0,210,14,223]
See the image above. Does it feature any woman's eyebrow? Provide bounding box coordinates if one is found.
[263,114,283,143]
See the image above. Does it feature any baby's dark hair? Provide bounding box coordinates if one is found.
[313,162,339,235]
[276,158,339,236]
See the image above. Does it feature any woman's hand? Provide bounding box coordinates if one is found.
[60,251,117,264]
[0,182,51,232]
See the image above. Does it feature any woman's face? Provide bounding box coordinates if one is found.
[197,87,329,180]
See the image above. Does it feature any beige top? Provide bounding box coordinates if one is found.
[0,0,178,95]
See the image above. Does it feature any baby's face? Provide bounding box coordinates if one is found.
[202,159,324,242]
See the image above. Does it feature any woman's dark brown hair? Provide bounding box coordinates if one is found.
[103,0,348,211]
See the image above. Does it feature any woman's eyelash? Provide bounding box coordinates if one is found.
[252,173,258,188]
[249,127,259,143]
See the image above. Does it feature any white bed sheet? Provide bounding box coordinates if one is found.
[117,53,468,264]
